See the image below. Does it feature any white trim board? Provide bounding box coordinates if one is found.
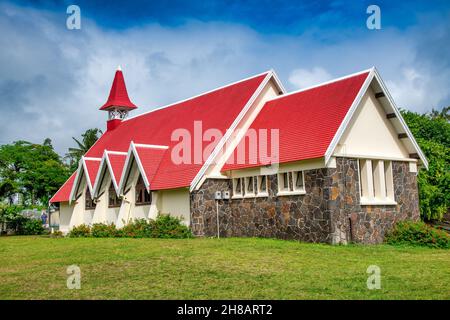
[69,156,101,202]
[68,161,83,205]
[83,157,102,197]
[92,150,128,197]
[324,67,428,169]
[324,68,375,165]
[92,153,108,198]
[372,68,428,169]
[265,68,373,103]
[133,143,169,149]
[118,141,158,194]
[189,70,286,192]
[333,153,418,162]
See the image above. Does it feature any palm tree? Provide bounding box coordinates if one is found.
[65,128,103,171]
[429,106,450,121]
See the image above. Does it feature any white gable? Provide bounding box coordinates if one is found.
[334,87,410,159]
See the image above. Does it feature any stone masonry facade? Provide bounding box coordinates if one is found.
[190,157,420,244]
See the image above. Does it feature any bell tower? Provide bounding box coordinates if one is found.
[99,66,137,130]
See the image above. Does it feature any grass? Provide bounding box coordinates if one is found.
[0,236,449,300]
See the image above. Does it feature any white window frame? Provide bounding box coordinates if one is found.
[293,171,305,192]
[277,171,306,196]
[244,176,256,197]
[278,172,290,192]
[358,159,396,205]
[232,177,243,198]
[256,175,269,197]
[384,160,395,201]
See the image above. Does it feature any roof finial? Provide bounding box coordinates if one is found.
[117,65,122,71]
[99,66,137,111]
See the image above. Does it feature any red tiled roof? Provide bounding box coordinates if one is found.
[85,73,267,190]
[51,72,268,202]
[222,71,370,171]
[99,68,137,111]
[49,172,76,203]
[84,158,101,190]
[134,146,167,188]
[107,153,127,188]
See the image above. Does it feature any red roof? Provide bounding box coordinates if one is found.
[51,72,268,202]
[84,158,101,190]
[107,152,127,188]
[99,68,137,111]
[222,71,370,171]
[133,145,167,188]
[49,172,76,203]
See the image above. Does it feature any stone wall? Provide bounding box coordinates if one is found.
[328,158,419,244]
[190,158,420,244]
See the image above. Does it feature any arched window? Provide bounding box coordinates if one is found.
[135,175,151,205]
[108,182,122,207]
[85,188,96,210]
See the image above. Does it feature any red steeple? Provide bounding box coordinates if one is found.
[99,66,137,111]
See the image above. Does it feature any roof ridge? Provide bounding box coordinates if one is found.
[105,150,128,155]
[83,156,102,161]
[266,67,374,103]
[133,143,169,150]
[123,70,272,122]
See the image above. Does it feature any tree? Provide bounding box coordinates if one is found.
[65,128,102,171]
[429,106,449,121]
[0,140,70,205]
[401,108,450,220]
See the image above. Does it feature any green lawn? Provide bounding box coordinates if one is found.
[0,236,449,299]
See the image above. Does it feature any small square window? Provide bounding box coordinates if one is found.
[257,175,268,196]
[232,178,243,198]
[293,171,304,191]
[244,177,255,197]
[135,175,151,205]
[108,182,122,208]
[279,172,290,191]
[85,188,96,210]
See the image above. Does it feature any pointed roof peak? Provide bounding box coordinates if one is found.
[99,67,137,111]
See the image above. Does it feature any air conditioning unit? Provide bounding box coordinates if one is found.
[214,191,223,200]
[222,191,231,200]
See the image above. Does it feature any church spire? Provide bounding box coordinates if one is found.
[100,66,137,130]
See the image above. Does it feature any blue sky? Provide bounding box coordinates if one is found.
[1,0,449,154]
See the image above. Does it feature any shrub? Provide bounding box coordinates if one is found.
[153,214,192,239]
[119,219,155,238]
[91,223,119,238]
[50,230,64,238]
[18,219,45,235]
[385,221,450,249]
[64,215,192,239]
[68,224,91,237]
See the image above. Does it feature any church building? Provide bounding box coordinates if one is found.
[50,66,427,244]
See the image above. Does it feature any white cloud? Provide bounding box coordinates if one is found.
[288,67,333,89]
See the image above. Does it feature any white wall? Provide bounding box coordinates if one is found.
[158,188,191,225]
[334,87,410,159]
[59,202,74,234]
[117,162,150,227]
[91,175,119,225]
